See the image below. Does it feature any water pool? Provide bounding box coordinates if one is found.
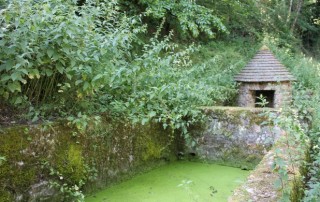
[85,161,248,202]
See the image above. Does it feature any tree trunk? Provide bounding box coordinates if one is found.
[290,0,304,32]
[287,0,293,23]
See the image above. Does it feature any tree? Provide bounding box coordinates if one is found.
[299,0,320,56]
[117,0,228,39]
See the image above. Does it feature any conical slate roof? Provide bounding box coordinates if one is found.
[234,48,295,82]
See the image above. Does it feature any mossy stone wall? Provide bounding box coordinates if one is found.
[0,118,179,201]
[189,107,281,169]
[0,107,283,201]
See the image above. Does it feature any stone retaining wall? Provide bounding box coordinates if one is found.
[189,107,281,169]
[0,107,290,201]
[0,118,179,202]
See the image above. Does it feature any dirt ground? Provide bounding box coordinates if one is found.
[0,102,26,126]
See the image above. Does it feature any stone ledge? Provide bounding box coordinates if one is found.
[200,106,279,113]
[228,137,305,202]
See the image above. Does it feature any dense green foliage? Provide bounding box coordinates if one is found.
[0,0,136,105]
[119,0,228,39]
[0,0,257,133]
[1,0,318,129]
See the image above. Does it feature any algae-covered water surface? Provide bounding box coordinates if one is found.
[86,161,249,202]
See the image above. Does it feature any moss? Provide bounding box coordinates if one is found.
[220,147,261,169]
[188,145,261,169]
[0,190,13,202]
[132,123,177,164]
[55,144,86,183]
[289,145,310,201]
[201,106,274,126]
[0,126,38,200]
[142,140,162,161]
[0,124,88,200]
[135,131,163,162]
[290,176,304,202]
[0,118,179,200]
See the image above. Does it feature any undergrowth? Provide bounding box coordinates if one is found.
[264,37,320,201]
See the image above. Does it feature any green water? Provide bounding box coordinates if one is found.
[85,161,249,202]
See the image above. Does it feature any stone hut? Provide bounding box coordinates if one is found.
[234,47,295,108]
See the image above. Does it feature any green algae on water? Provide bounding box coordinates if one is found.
[85,161,249,202]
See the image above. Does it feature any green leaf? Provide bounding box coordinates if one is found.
[148,111,156,118]
[56,64,64,74]
[94,55,100,62]
[93,74,103,82]
[47,48,54,58]
[83,82,90,91]
[66,74,72,80]
[52,52,60,61]
[274,178,283,189]
[7,82,21,93]
[75,80,82,86]
[45,69,53,76]
[11,72,21,81]
[14,97,23,104]
[141,118,149,125]
[1,75,11,82]
[71,60,76,67]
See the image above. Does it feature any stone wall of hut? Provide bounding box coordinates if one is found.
[238,81,292,108]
